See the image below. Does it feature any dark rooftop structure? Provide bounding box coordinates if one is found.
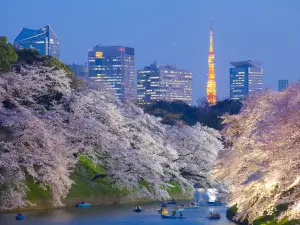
[230,60,262,68]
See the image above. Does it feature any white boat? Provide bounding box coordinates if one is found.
[208,209,221,219]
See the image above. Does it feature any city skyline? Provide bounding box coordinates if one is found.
[2,0,300,104]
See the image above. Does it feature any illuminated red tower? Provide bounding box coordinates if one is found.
[206,18,217,105]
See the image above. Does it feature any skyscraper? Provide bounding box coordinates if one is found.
[14,25,59,58]
[88,45,135,101]
[206,19,217,105]
[230,60,263,100]
[137,62,192,105]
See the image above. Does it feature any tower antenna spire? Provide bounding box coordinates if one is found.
[206,18,217,105]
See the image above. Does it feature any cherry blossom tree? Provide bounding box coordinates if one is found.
[215,87,300,222]
[0,64,223,210]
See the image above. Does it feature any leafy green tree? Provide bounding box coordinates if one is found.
[0,36,18,73]
[144,99,242,130]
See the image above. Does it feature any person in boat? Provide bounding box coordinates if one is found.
[171,210,177,216]
[136,206,141,210]
[81,200,86,204]
[17,213,23,216]
[179,211,184,217]
[181,203,184,207]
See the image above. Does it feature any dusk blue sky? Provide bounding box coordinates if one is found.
[2,0,300,104]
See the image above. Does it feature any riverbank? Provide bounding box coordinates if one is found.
[7,155,191,212]
[14,193,190,212]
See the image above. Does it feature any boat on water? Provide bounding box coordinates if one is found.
[161,215,186,219]
[208,212,221,219]
[134,208,143,212]
[158,208,168,215]
[157,209,169,215]
[16,213,25,220]
[76,203,91,208]
[208,209,221,219]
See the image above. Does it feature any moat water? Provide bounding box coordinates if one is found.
[0,203,235,225]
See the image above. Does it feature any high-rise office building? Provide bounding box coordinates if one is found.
[137,62,192,105]
[14,25,60,58]
[88,45,135,101]
[68,63,89,78]
[230,60,263,100]
[278,80,300,91]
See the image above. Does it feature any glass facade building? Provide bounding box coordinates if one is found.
[137,62,192,105]
[88,46,135,101]
[230,60,263,100]
[14,25,60,58]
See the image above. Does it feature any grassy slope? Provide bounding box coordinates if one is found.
[26,156,127,202]
[67,156,128,198]
[26,156,186,206]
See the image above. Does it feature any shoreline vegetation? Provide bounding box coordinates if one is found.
[14,156,189,212]
[226,204,300,225]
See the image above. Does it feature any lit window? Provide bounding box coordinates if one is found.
[96,52,103,58]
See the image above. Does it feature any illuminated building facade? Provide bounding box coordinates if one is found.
[14,25,60,58]
[230,60,263,100]
[278,80,300,91]
[88,45,135,101]
[137,62,192,105]
[206,19,217,105]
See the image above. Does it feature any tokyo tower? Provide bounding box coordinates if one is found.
[206,18,217,105]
